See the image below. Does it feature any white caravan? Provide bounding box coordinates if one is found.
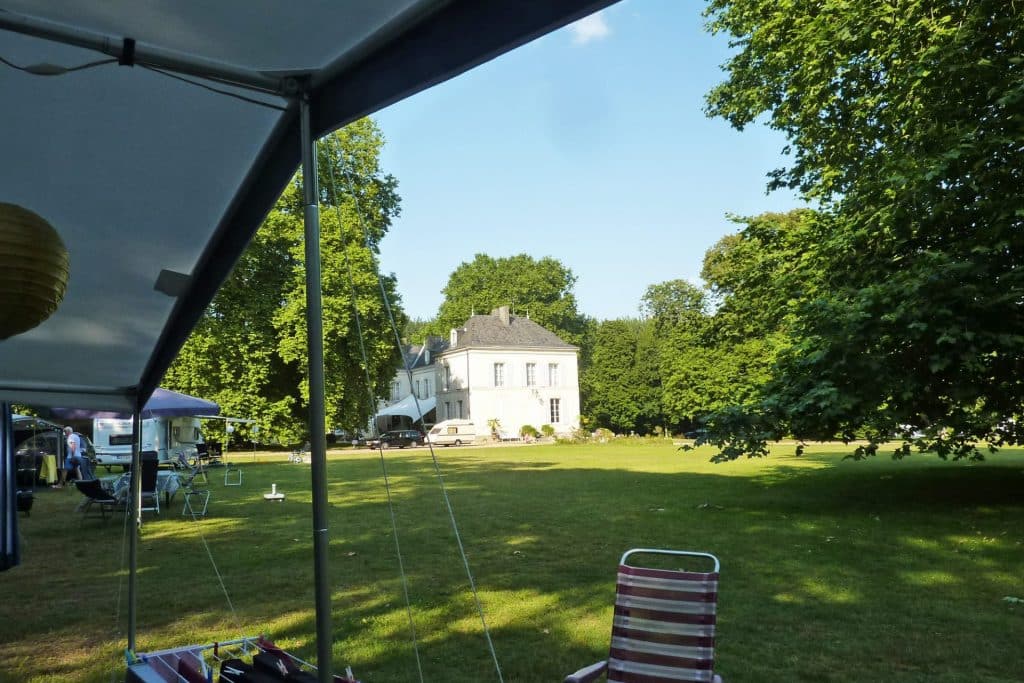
[93,416,204,468]
[426,419,478,446]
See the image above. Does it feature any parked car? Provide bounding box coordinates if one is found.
[375,429,425,449]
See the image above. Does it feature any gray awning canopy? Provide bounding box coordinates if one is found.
[376,394,436,420]
[0,0,617,413]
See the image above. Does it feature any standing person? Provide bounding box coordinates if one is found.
[58,426,84,487]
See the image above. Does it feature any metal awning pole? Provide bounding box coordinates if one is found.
[0,9,285,95]
[300,90,333,682]
[126,410,142,652]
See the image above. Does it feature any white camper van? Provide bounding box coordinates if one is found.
[426,419,477,446]
[93,416,204,468]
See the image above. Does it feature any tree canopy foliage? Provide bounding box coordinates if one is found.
[580,318,663,434]
[165,119,404,444]
[427,253,591,347]
[639,212,805,429]
[701,0,1024,458]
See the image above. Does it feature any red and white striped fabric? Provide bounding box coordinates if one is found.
[606,564,719,683]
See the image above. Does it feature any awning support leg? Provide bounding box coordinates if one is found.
[300,89,334,683]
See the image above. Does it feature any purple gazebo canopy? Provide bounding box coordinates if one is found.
[52,388,219,420]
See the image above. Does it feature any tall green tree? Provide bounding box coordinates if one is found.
[165,119,403,444]
[702,0,1024,458]
[429,253,590,347]
[641,280,708,336]
[581,318,664,434]
[640,275,774,432]
[640,279,710,432]
[643,211,816,437]
[402,317,433,344]
[631,319,665,434]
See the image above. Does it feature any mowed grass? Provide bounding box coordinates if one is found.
[2,440,1023,682]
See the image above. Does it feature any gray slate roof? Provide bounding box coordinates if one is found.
[402,336,450,369]
[450,311,576,350]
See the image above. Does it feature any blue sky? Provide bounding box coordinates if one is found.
[374,0,802,322]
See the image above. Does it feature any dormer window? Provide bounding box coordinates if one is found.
[450,329,458,346]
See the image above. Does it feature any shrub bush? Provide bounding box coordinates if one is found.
[520,424,539,438]
[556,427,591,444]
[540,424,555,438]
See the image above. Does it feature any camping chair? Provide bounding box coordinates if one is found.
[15,452,36,516]
[75,479,126,522]
[198,441,223,468]
[289,441,310,463]
[565,548,723,683]
[174,448,208,484]
[180,468,211,518]
[139,451,160,515]
[77,455,96,481]
[171,448,212,517]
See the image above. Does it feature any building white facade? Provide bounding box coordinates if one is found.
[375,307,580,436]
[386,346,437,406]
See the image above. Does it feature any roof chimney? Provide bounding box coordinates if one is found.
[492,305,511,326]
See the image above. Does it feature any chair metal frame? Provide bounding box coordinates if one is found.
[182,486,211,518]
[177,465,211,518]
[224,462,242,486]
[620,547,720,572]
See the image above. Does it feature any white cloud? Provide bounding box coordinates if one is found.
[569,11,611,45]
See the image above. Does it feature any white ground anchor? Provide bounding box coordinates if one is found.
[263,483,285,501]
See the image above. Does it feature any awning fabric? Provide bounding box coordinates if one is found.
[376,394,436,420]
[0,0,616,414]
[12,414,63,432]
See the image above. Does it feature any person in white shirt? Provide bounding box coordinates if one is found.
[57,425,84,487]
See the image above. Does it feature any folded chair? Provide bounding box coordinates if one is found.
[75,479,126,522]
[565,548,723,683]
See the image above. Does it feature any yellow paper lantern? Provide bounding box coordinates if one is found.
[0,203,70,340]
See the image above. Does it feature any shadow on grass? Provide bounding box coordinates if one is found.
[2,448,1023,682]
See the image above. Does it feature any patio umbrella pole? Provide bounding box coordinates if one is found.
[127,410,142,652]
[300,90,334,683]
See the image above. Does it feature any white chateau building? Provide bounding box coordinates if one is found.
[374,306,580,437]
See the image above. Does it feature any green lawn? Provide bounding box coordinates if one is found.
[2,441,1023,682]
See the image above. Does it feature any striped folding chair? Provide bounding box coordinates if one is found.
[565,548,723,683]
